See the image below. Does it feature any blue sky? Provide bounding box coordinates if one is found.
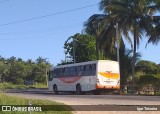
[0,0,159,65]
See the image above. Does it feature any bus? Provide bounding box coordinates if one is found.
[48,60,120,94]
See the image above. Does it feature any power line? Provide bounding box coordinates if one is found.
[0,3,99,27]
[0,22,82,40]
[0,0,10,3]
[0,22,81,36]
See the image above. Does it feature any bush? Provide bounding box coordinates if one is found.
[0,83,47,89]
[0,83,16,89]
[156,92,160,96]
[137,74,158,86]
[16,85,26,89]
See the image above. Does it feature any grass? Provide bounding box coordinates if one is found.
[156,91,160,96]
[0,83,47,89]
[28,83,48,89]
[0,92,73,114]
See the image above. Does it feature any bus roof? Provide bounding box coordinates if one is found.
[52,60,118,69]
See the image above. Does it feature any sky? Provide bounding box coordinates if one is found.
[0,0,159,65]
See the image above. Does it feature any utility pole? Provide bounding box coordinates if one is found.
[116,23,121,94]
[116,23,120,63]
[73,38,76,63]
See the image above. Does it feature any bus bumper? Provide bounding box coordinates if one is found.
[96,84,120,90]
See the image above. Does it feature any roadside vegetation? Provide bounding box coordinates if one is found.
[0,56,50,86]
[0,83,47,89]
[0,92,73,114]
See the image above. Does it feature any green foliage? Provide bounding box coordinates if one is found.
[0,83,48,89]
[0,83,16,89]
[136,60,159,74]
[29,83,47,88]
[137,74,160,94]
[136,61,160,87]
[0,61,7,83]
[0,56,51,85]
[137,74,159,86]
[63,33,104,63]
[157,92,160,96]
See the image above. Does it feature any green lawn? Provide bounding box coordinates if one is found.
[0,83,47,89]
[0,92,73,114]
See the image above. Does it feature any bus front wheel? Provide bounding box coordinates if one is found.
[76,84,82,95]
[53,85,58,94]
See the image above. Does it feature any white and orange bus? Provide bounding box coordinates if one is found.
[48,60,120,94]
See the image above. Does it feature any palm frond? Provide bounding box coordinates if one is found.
[83,14,107,36]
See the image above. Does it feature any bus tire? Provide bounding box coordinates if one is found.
[53,85,58,94]
[76,84,82,95]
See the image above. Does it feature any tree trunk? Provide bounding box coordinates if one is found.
[132,26,138,94]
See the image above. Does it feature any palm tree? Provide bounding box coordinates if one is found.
[147,16,160,44]
[84,14,132,60]
[97,0,160,93]
[84,14,110,59]
[27,59,34,65]
[120,40,141,85]
[36,57,48,64]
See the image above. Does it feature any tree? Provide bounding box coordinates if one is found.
[147,12,160,44]
[0,56,51,85]
[83,14,131,59]
[36,57,49,64]
[119,40,141,85]
[84,14,108,59]
[64,33,103,63]
[27,59,35,65]
[98,0,160,93]
[0,61,7,83]
[136,60,159,74]
[84,14,142,86]
[136,60,160,94]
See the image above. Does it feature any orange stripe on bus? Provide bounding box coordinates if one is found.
[98,72,119,79]
[96,84,120,89]
[58,77,81,83]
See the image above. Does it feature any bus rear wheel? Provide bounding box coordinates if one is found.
[53,85,58,94]
[76,84,82,95]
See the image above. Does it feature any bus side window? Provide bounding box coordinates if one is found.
[73,66,77,76]
[77,65,83,76]
[91,64,96,75]
[48,70,52,81]
[64,67,69,77]
[69,66,77,76]
[57,68,63,77]
[53,69,57,78]
[83,64,91,76]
